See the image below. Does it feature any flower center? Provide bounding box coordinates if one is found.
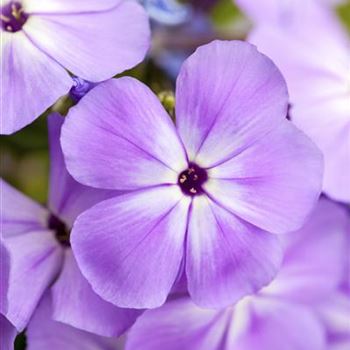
[1,1,28,32]
[178,162,208,196]
[48,214,70,247]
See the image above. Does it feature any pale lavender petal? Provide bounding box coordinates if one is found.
[24,1,150,81]
[264,199,349,302]
[1,32,72,134]
[186,196,282,308]
[126,298,228,350]
[247,4,350,202]
[71,186,190,309]
[0,243,10,314]
[205,121,323,234]
[227,299,326,350]
[27,293,119,350]
[23,0,122,13]
[52,249,141,337]
[175,40,288,166]
[47,113,117,227]
[4,231,62,330]
[0,315,16,350]
[1,179,48,236]
[62,78,187,191]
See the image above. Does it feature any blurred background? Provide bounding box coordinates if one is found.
[1,0,350,205]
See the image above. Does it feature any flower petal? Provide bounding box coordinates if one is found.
[0,315,16,350]
[1,32,72,134]
[4,231,62,330]
[227,299,326,350]
[23,0,121,13]
[205,121,323,234]
[52,249,141,337]
[264,199,349,302]
[47,113,117,227]
[71,186,190,309]
[61,78,187,191]
[175,40,288,166]
[24,1,150,81]
[186,196,282,308]
[0,243,10,314]
[1,179,48,237]
[126,298,228,350]
[27,293,119,350]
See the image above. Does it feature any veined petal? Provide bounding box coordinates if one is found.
[4,232,62,330]
[0,315,16,350]
[47,113,117,228]
[62,78,187,191]
[27,293,119,350]
[0,32,72,135]
[1,179,48,237]
[0,243,10,314]
[227,299,326,350]
[205,121,323,234]
[264,199,349,303]
[52,250,141,337]
[175,40,288,166]
[186,196,282,308]
[71,186,190,309]
[126,298,228,350]
[24,1,150,81]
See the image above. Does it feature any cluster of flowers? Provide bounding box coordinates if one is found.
[1,0,349,349]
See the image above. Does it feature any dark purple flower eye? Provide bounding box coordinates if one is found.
[178,163,208,196]
[48,213,70,247]
[0,1,28,32]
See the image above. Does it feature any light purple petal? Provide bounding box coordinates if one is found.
[52,249,141,337]
[246,4,350,202]
[1,32,72,134]
[263,198,349,302]
[24,1,150,81]
[186,196,282,308]
[23,0,122,13]
[0,243,10,314]
[1,179,49,236]
[204,121,323,234]
[175,40,288,166]
[4,231,62,330]
[47,113,117,227]
[71,186,190,308]
[126,298,228,350]
[227,299,326,350]
[27,293,119,350]
[61,78,187,191]
[0,315,16,350]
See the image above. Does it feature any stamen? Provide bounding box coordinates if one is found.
[178,162,208,196]
[1,1,28,32]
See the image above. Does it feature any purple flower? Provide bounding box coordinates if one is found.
[62,40,323,309]
[25,292,122,350]
[124,198,350,350]
[0,0,150,135]
[236,0,350,203]
[1,113,141,336]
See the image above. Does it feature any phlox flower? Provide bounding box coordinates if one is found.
[236,0,350,202]
[1,113,141,337]
[125,199,350,350]
[0,0,150,134]
[62,40,323,309]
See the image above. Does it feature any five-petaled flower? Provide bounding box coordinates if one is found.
[0,0,150,134]
[62,40,323,309]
